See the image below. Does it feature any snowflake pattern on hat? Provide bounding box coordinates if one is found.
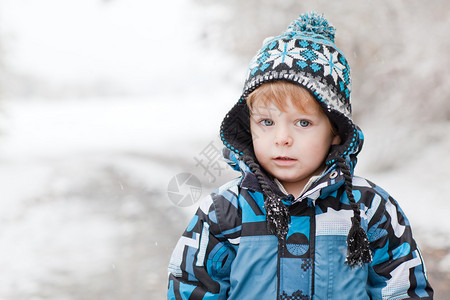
[263,39,298,69]
[236,12,357,138]
[244,33,352,120]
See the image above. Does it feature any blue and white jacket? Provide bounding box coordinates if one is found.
[167,150,433,299]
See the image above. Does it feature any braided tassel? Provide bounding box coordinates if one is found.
[338,158,372,267]
[346,215,371,267]
[265,195,291,240]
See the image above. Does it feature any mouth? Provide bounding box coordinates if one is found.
[274,156,296,160]
[273,156,297,167]
[272,156,297,166]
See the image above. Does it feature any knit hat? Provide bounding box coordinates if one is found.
[220,12,371,267]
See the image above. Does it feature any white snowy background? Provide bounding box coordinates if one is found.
[0,0,449,299]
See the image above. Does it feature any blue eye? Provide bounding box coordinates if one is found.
[297,120,310,127]
[261,119,274,126]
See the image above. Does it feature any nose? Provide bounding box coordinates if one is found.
[274,127,293,146]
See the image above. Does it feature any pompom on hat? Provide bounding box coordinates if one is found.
[220,12,371,267]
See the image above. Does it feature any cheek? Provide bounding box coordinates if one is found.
[250,128,271,160]
[250,123,265,144]
[251,131,266,154]
[302,131,332,153]
[251,128,274,149]
[251,136,265,164]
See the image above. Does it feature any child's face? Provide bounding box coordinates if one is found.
[249,94,341,194]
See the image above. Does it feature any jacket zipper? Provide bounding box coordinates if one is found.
[276,238,284,300]
[310,202,316,297]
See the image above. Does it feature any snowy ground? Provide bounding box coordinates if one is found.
[0,95,449,299]
[0,94,236,299]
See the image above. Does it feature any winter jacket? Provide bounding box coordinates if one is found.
[167,148,433,299]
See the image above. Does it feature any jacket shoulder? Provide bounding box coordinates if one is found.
[196,177,243,243]
[352,175,412,237]
[352,175,393,202]
[214,177,242,197]
[197,177,242,213]
[352,176,394,222]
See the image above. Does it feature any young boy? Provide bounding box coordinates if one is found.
[168,12,433,299]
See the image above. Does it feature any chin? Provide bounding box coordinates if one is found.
[273,173,302,183]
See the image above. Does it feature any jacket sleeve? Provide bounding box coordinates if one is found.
[167,187,240,300]
[366,185,433,299]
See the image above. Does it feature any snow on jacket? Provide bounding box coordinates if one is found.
[167,146,433,299]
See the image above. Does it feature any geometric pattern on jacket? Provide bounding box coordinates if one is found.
[168,148,433,300]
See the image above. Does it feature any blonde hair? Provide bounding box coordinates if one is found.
[246,81,338,135]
